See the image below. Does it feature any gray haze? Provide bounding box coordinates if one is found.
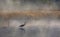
[0,0,60,12]
[0,0,60,37]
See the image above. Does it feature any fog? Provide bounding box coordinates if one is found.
[0,0,60,37]
[0,0,59,13]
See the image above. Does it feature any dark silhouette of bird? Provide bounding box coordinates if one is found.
[19,22,27,32]
[19,22,26,27]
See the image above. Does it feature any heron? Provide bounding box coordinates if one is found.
[19,22,26,32]
[19,22,26,27]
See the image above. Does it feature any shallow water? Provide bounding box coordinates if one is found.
[0,18,60,37]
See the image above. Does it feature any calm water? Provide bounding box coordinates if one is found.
[0,18,60,37]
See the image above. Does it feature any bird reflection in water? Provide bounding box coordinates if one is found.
[19,22,26,32]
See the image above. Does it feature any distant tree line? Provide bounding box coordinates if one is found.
[12,0,60,4]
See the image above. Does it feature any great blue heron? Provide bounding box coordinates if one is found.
[19,22,26,32]
[19,22,26,27]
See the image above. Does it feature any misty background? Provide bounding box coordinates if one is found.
[0,0,60,37]
[0,0,60,12]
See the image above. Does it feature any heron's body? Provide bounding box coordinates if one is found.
[19,22,26,27]
[19,24,25,27]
